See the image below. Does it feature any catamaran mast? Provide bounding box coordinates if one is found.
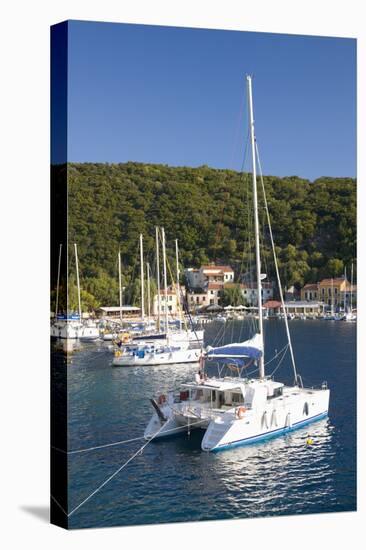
[55,243,62,318]
[247,75,264,378]
[74,243,82,321]
[156,227,161,331]
[118,250,123,326]
[140,234,145,321]
[161,227,169,334]
[175,239,182,330]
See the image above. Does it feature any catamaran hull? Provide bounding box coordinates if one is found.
[144,387,330,452]
[144,404,207,440]
[201,389,330,451]
[208,411,328,452]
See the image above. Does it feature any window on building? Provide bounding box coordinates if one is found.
[203,296,206,301]
[210,299,214,305]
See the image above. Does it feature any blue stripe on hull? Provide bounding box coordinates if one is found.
[210,411,328,452]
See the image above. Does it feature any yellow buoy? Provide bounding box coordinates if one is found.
[306,436,314,446]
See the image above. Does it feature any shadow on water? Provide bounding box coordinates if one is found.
[20,505,49,523]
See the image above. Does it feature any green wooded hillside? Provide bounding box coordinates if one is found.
[64,162,356,310]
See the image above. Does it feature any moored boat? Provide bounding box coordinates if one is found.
[144,75,330,451]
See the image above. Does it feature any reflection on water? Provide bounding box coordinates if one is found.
[214,419,336,517]
[51,320,356,528]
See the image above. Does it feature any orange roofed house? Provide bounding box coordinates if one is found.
[301,277,356,309]
[185,265,234,290]
[185,264,235,310]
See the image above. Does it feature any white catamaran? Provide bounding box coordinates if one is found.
[144,76,330,451]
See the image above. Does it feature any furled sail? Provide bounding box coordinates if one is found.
[205,333,263,362]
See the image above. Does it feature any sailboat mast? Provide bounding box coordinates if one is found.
[118,250,123,326]
[247,75,264,377]
[55,243,62,318]
[350,262,353,311]
[74,243,82,321]
[156,227,161,331]
[161,227,169,334]
[175,239,182,330]
[147,262,151,322]
[344,267,347,312]
[140,234,145,321]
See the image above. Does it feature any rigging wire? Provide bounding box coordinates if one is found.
[255,140,298,384]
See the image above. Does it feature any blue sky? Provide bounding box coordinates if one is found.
[65,21,356,181]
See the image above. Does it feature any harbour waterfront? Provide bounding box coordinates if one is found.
[55,319,356,529]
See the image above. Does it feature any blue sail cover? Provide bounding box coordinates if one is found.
[56,313,80,321]
[206,333,263,364]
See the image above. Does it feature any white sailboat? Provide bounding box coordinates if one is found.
[345,261,356,322]
[51,244,100,340]
[144,76,330,450]
[323,278,338,320]
[129,228,204,346]
[102,250,125,341]
[113,228,202,366]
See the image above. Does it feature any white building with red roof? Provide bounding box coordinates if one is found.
[185,264,234,290]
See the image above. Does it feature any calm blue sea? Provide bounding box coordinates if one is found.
[58,320,356,529]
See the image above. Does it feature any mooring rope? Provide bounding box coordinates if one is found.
[52,435,145,455]
[51,418,206,517]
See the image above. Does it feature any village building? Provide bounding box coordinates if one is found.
[284,301,324,316]
[317,277,349,307]
[340,285,357,308]
[300,283,319,301]
[263,300,282,316]
[152,286,181,316]
[187,291,210,310]
[300,277,357,309]
[187,282,223,311]
[185,264,234,290]
[241,282,274,306]
[284,285,300,301]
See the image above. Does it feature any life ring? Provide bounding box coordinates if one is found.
[158,394,166,405]
[236,406,246,419]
